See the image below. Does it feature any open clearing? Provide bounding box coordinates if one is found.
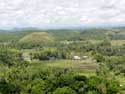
[111,40,125,46]
[31,60,99,77]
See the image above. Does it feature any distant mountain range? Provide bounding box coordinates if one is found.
[1,25,125,32]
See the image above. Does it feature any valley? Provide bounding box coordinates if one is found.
[0,28,125,94]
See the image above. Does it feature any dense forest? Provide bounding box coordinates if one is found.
[0,28,125,94]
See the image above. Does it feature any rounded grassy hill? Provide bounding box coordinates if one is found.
[19,32,55,45]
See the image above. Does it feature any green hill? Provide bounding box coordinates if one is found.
[0,32,29,42]
[19,32,55,44]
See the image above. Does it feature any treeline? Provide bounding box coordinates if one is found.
[0,67,121,94]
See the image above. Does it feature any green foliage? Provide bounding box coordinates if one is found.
[0,77,21,94]
[0,64,121,94]
[87,76,121,94]
[0,48,23,66]
[0,31,29,42]
[93,53,105,63]
[0,28,125,94]
[32,48,70,60]
[106,80,121,94]
[105,56,125,76]
[53,87,77,94]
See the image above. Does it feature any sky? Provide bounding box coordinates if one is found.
[0,0,125,29]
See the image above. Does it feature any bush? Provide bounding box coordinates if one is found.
[0,48,23,66]
[93,53,105,62]
[53,87,77,94]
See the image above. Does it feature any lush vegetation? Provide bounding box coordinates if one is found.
[0,28,125,94]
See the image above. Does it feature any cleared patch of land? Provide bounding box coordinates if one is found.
[111,40,125,46]
[31,60,99,77]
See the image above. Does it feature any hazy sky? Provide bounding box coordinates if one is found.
[0,0,125,29]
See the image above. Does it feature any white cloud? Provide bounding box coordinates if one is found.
[0,0,125,29]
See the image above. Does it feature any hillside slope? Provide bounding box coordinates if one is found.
[19,32,55,44]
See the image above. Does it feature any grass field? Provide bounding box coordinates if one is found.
[111,40,125,46]
[30,60,99,77]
